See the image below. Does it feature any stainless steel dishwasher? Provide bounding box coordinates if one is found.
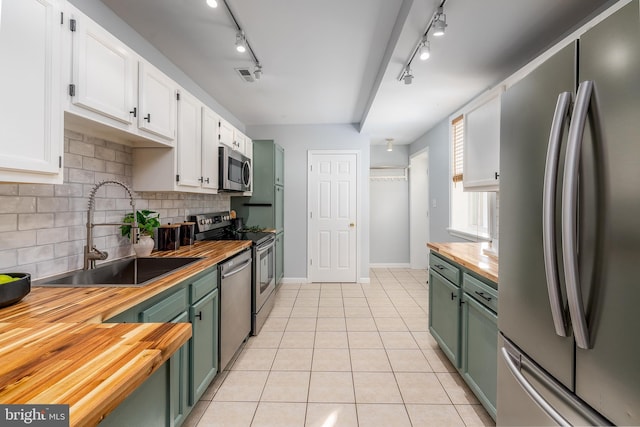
[219,248,252,371]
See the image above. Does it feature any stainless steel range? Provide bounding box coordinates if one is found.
[190,212,276,336]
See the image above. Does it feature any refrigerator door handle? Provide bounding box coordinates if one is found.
[543,91,572,337]
[562,80,602,350]
[501,346,571,426]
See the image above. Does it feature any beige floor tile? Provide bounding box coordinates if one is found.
[350,349,391,372]
[280,331,316,349]
[311,348,351,371]
[279,283,301,290]
[308,371,355,403]
[182,400,209,427]
[271,348,313,371]
[231,348,277,371]
[386,349,433,372]
[391,297,421,307]
[285,317,317,332]
[365,297,394,307]
[201,369,228,400]
[290,306,319,317]
[320,289,342,298]
[268,306,293,317]
[352,372,402,403]
[405,404,465,427]
[379,331,419,349]
[341,289,365,298]
[437,372,480,404]
[251,402,307,427]
[455,404,496,426]
[261,371,310,403]
[318,297,343,307]
[276,290,299,299]
[347,331,383,349]
[244,331,283,349]
[403,318,430,333]
[343,306,373,317]
[294,297,319,307]
[374,317,408,332]
[369,306,400,318]
[305,403,358,427]
[197,401,258,427]
[398,307,427,317]
[345,317,377,332]
[213,371,269,402]
[314,331,349,349]
[395,372,451,404]
[315,317,346,331]
[260,317,288,332]
[317,306,345,317]
[355,403,412,427]
[363,290,388,298]
[343,297,368,307]
[423,349,457,372]
[298,289,321,298]
[273,296,296,307]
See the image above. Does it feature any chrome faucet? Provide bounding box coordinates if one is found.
[85,180,137,269]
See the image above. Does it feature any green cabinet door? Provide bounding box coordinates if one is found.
[429,270,461,368]
[275,231,284,285]
[189,289,219,404]
[461,293,497,420]
[275,144,284,187]
[275,186,284,233]
[170,311,189,427]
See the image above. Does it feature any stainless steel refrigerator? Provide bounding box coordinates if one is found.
[498,1,640,425]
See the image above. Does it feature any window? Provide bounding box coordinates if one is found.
[449,115,493,240]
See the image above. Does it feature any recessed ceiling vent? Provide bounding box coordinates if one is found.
[235,68,255,83]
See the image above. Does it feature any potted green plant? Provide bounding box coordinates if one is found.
[121,210,160,257]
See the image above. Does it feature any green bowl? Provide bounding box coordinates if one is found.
[0,273,31,308]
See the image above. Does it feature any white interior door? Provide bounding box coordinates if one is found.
[309,152,358,282]
[410,150,429,269]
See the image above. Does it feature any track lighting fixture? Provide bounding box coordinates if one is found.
[403,68,413,85]
[254,65,262,80]
[419,39,431,61]
[206,0,218,8]
[432,7,447,36]
[386,139,394,152]
[235,31,247,53]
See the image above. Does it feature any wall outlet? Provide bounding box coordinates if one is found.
[432,199,437,208]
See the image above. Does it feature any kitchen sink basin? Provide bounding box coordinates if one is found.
[35,257,203,287]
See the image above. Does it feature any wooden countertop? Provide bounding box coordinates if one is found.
[0,240,251,426]
[427,242,499,284]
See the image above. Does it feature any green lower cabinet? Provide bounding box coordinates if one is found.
[171,312,190,427]
[461,293,497,420]
[275,231,284,285]
[428,270,461,368]
[189,289,219,404]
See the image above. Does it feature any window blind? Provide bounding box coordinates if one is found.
[452,115,464,184]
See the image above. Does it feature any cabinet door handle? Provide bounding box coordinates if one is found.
[195,311,202,320]
[451,292,457,300]
[474,291,492,302]
[494,172,500,180]
[198,177,204,182]
[204,177,210,183]
[144,113,151,122]
[130,107,137,117]
[434,264,445,270]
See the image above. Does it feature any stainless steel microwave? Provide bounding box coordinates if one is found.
[219,146,251,192]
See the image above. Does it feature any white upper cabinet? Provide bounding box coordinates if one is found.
[138,62,177,141]
[463,91,501,191]
[218,118,235,150]
[176,90,203,189]
[0,0,64,184]
[201,107,219,191]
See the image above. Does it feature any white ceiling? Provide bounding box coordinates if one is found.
[99,0,612,145]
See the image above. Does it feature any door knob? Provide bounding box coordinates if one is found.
[349,223,355,228]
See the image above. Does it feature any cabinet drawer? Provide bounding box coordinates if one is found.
[430,253,460,286]
[463,273,498,313]
[190,268,218,303]
[140,288,188,322]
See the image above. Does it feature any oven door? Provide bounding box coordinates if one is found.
[219,146,251,192]
[254,237,276,311]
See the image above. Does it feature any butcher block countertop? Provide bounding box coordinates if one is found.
[427,242,499,284]
[0,240,251,426]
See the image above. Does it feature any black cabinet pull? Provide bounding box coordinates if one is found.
[434,264,445,270]
[475,291,492,302]
[195,311,202,320]
[451,292,457,300]
[144,113,151,122]
[494,172,500,180]
[198,177,203,182]
[204,177,210,184]
[130,107,137,117]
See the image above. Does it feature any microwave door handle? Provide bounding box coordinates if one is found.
[543,92,572,337]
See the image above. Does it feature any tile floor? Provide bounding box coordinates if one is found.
[184,268,495,427]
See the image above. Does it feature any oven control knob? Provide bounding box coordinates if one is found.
[200,219,205,225]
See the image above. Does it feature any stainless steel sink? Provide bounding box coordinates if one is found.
[35,257,203,287]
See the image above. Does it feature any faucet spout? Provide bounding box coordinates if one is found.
[85,180,137,270]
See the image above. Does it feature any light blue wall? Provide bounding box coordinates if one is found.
[67,0,244,131]
[246,124,371,281]
[370,145,409,264]
[410,119,465,243]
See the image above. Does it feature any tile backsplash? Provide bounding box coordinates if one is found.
[0,129,230,280]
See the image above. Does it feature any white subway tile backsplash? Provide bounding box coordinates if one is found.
[18,244,54,265]
[0,251,18,269]
[54,212,84,227]
[68,168,94,184]
[64,153,83,169]
[0,185,18,196]
[0,230,36,250]
[36,258,70,278]
[0,214,18,232]
[69,139,95,157]
[19,213,54,231]
[37,227,70,245]
[0,197,37,214]
[106,161,125,175]
[54,183,83,198]
[83,157,106,172]
[54,240,84,258]
[95,145,116,162]
[37,198,69,213]
[19,184,54,197]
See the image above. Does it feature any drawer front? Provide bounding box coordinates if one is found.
[190,268,218,303]
[140,288,188,322]
[463,273,498,313]
[430,253,461,286]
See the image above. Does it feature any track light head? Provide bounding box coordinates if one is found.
[235,31,246,53]
[432,7,447,37]
[206,0,218,8]
[419,39,431,61]
[386,139,394,152]
[254,65,262,80]
[403,69,413,85]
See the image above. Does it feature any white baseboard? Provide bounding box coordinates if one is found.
[279,277,310,284]
[359,277,371,284]
[369,263,411,269]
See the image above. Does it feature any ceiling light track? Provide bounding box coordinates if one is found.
[220,0,263,79]
[398,0,447,84]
